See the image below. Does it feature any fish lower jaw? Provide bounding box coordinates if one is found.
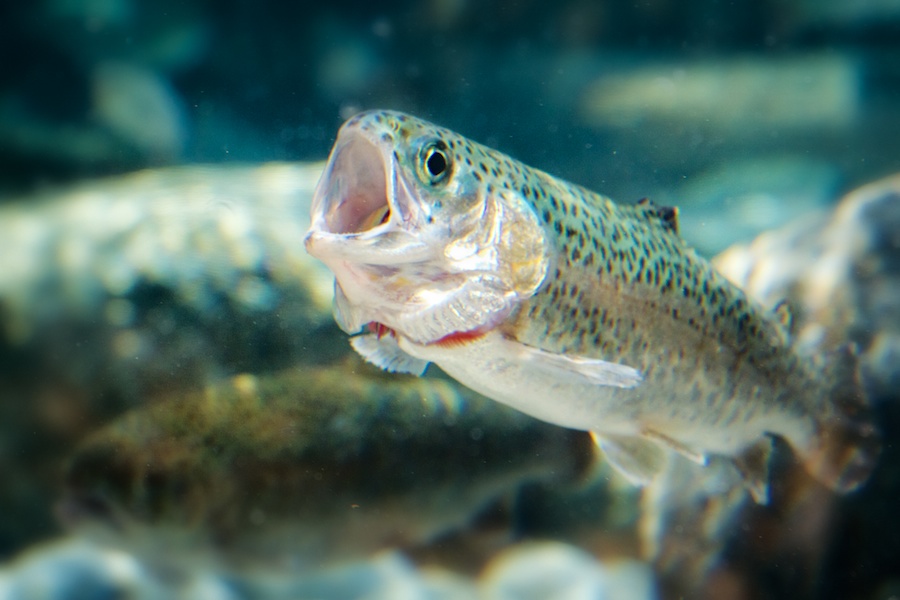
[304,227,436,266]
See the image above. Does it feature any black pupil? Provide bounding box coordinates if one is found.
[426,149,447,178]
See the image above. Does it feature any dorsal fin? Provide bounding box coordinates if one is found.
[636,197,680,235]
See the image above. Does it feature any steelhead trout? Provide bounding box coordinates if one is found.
[304,110,878,502]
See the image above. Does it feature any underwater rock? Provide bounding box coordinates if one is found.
[0,539,173,600]
[0,163,335,406]
[0,537,655,600]
[60,363,596,572]
[481,541,655,600]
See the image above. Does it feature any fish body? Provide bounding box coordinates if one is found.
[304,110,878,500]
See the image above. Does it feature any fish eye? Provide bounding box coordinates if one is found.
[420,142,451,184]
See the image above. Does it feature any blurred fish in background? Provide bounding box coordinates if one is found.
[1,1,899,599]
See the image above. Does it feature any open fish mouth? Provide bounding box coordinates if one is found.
[314,134,391,235]
[305,130,432,265]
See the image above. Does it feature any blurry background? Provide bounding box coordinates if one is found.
[2,2,900,598]
[2,0,900,252]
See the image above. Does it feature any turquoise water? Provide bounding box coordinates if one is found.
[1,2,898,599]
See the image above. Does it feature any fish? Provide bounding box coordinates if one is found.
[304,109,879,503]
[61,365,594,570]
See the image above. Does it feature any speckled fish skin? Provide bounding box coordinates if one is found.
[304,110,878,501]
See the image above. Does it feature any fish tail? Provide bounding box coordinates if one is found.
[803,344,880,493]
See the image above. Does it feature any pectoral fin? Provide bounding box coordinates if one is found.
[642,428,708,465]
[350,333,430,376]
[510,339,643,389]
[591,432,667,486]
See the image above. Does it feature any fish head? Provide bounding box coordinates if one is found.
[305,110,550,344]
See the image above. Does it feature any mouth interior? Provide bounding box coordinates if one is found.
[322,135,390,234]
